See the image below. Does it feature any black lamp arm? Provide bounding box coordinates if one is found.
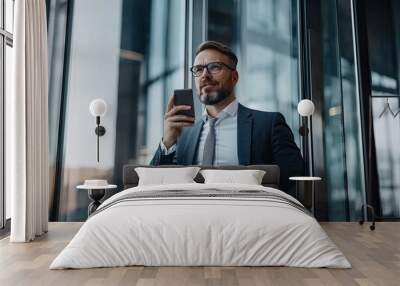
[94,116,106,162]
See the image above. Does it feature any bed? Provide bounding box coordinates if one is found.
[50,165,350,269]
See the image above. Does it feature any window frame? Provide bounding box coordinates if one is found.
[0,0,14,232]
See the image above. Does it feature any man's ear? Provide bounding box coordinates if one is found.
[232,70,239,85]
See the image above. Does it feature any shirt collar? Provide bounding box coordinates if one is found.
[202,99,238,123]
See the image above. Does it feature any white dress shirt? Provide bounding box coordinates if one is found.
[160,99,239,165]
[195,100,238,165]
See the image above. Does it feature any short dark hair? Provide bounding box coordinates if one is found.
[195,41,238,68]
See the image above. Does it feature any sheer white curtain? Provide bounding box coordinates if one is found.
[7,0,49,242]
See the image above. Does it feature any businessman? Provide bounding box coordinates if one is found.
[150,41,304,194]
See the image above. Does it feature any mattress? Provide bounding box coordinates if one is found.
[50,183,351,269]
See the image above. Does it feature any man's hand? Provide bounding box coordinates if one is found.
[162,95,195,149]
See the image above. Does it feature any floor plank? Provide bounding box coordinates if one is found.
[0,222,399,286]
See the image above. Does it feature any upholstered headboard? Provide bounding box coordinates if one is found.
[122,165,280,189]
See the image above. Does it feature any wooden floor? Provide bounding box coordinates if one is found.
[0,222,399,286]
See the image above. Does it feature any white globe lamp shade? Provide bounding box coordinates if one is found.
[89,99,107,117]
[297,99,315,116]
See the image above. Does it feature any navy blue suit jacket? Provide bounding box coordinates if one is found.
[150,104,304,194]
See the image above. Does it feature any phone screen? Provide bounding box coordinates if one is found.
[173,89,195,118]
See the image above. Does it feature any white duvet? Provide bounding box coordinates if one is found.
[50,183,351,269]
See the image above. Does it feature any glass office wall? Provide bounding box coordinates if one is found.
[50,0,301,221]
[321,0,348,220]
[47,0,398,222]
[144,0,186,162]
[51,0,185,221]
[208,0,300,144]
[366,0,400,218]
[47,0,69,220]
[320,0,365,221]
[4,44,11,220]
[56,0,123,220]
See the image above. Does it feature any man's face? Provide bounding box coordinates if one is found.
[193,49,239,105]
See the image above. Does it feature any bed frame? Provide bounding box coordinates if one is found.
[122,165,280,189]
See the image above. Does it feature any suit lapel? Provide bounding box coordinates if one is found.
[237,104,253,165]
[185,120,204,164]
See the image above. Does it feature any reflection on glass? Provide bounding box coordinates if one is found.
[5,0,14,33]
[54,0,185,221]
[47,0,69,217]
[321,0,347,220]
[145,0,185,161]
[366,0,400,97]
[59,0,124,221]
[321,0,365,221]
[341,57,365,221]
[5,44,12,219]
[208,0,300,144]
[366,0,400,218]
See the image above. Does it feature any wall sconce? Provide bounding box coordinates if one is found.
[298,99,315,134]
[89,99,107,162]
[297,99,315,175]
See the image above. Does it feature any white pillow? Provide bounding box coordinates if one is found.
[135,167,200,186]
[200,169,266,185]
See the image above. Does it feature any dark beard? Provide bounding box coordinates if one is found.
[200,89,230,105]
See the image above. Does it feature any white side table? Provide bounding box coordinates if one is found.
[289,176,322,215]
[76,184,117,216]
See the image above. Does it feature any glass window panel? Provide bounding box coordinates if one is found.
[0,38,3,227]
[321,0,366,221]
[148,0,167,79]
[341,59,365,221]
[146,82,164,156]
[60,0,123,221]
[208,0,300,144]
[47,0,69,212]
[54,0,185,221]
[5,44,12,219]
[1,0,3,29]
[367,0,399,96]
[5,0,14,33]
[366,0,400,218]
[145,0,185,160]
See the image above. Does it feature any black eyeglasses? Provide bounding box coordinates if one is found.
[190,62,235,77]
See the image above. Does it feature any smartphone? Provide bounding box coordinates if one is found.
[173,89,195,118]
